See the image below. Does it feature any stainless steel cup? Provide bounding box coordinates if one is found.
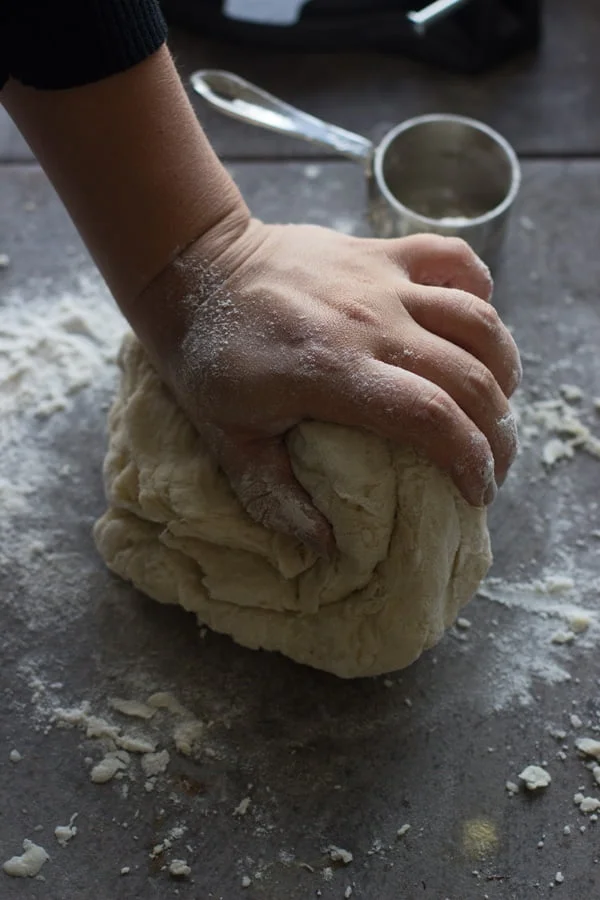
[191,70,521,269]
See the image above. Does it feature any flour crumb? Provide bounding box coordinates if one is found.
[173,719,204,757]
[3,840,49,877]
[560,384,583,403]
[570,714,583,729]
[117,734,156,754]
[396,824,411,838]
[456,617,472,630]
[344,888,353,899]
[555,871,565,884]
[569,614,591,634]
[54,814,78,847]
[0,252,10,268]
[241,875,252,887]
[109,697,156,720]
[141,749,170,777]
[168,859,191,878]
[505,781,519,795]
[327,845,353,864]
[91,751,129,784]
[120,866,130,875]
[9,749,22,762]
[84,715,120,741]
[563,825,571,836]
[575,738,600,759]
[233,796,251,817]
[519,765,551,790]
[577,796,600,814]
[551,630,576,645]
[146,692,189,716]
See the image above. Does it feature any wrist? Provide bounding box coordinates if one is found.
[122,208,253,379]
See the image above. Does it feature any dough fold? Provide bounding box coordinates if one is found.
[94,334,491,677]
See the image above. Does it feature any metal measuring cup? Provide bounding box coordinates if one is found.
[190,70,521,269]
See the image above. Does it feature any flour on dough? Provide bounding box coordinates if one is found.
[94,334,491,678]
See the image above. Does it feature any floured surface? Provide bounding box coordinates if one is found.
[94,335,491,678]
[2,163,600,899]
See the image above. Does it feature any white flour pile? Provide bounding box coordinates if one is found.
[0,273,126,631]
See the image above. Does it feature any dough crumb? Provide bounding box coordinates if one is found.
[146,692,189,716]
[54,814,78,847]
[563,825,571,836]
[168,859,191,878]
[575,738,600,759]
[233,796,251,817]
[173,719,204,757]
[117,734,156,754]
[551,630,576,645]
[9,749,22,762]
[570,714,583,729]
[456,617,472,630]
[141,749,170,777]
[505,781,519,795]
[0,252,10,268]
[555,871,565,884]
[569,614,591,634]
[91,751,129,784]
[396,824,411,838]
[577,796,600,814]
[85,715,120,741]
[109,697,156,720]
[518,765,551,790]
[241,875,252,887]
[120,866,130,875]
[345,888,353,898]
[327,845,353,864]
[3,840,49,877]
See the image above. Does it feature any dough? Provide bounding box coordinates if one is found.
[94,334,491,678]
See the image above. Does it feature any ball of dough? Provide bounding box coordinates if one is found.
[94,335,491,678]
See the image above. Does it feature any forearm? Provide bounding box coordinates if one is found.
[1,45,249,306]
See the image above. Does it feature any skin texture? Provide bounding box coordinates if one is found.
[1,45,521,555]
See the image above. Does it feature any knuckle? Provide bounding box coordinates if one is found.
[444,236,478,263]
[473,299,502,334]
[414,387,456,430]
[464,361,497,402]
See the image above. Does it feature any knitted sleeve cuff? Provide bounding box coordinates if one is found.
[5,0,168,90]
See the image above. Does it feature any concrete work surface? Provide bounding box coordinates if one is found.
[1,2,600,898]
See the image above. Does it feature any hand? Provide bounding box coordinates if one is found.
[132,219,521,557]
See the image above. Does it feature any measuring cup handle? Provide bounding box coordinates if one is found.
[190,70,373,165]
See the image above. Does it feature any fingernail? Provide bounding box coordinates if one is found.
[484,479,498,506]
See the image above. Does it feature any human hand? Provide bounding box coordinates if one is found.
[131,219,520,556]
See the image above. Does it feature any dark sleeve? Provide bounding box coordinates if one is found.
[1,1,167,91]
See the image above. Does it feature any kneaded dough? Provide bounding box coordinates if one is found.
[94,334,491,678]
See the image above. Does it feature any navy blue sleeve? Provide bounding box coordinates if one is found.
[1,1,167,91]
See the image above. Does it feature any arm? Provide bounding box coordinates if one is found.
[2,45,249,307]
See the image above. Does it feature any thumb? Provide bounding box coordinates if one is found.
[215,434,335,559]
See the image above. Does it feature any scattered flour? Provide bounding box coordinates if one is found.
[0,273,126,633]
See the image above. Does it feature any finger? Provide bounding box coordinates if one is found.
[378,325,518,484]
[311,360,497,507]
[213,433,335,559]
[386,233,493,301]
[400,284,522,398]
